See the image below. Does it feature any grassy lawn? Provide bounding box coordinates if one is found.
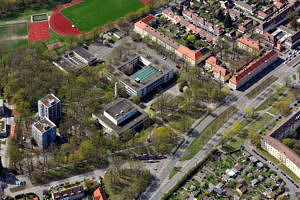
[229,135,245,149]
[245,76,278,99]
[256,148,280,164]
[62,0,144,32]
[0,23,28,51]
[180,106,238,161]
[169,167,182,179]
[246,113,273,134]
[278,163,300,182]
[255,86,287,111]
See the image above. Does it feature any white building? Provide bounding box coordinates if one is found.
[38,94,61,125]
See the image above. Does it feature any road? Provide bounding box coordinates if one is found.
[142,51,300,200]
[0,20,28,26]
[244,139,298,199]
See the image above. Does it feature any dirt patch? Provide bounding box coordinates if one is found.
[0,35,28,42]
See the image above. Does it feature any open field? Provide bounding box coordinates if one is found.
[0,23,28,50]
[61,0,144,32]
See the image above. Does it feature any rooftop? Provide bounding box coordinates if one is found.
[132,65,158,83]
[0,99,3,107]
[73,47,96,62]
[52,185,84,200]
[33,118,55,133]
[238,36,262,51]
[40,94,60,107]
[105,98,137,121]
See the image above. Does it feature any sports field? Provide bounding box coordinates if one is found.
[61,0,144,32]
[0,23,28,51]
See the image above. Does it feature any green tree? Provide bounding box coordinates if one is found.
[244,107,252,117]
[187,35,197,43]
[275,101,290,116]
[79,140,97,159]
[231,121,243,134]
[224,13,233,28]
[151,127,176,153]
[216,9,225,21]
[132,95,141,105]
[282,138,294,148]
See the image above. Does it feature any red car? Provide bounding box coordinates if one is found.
[252,149,259,155]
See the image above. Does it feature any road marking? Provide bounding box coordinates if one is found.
[155,160,168,179]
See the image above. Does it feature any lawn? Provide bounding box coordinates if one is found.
[169,167,182,179]
[246,113,273,135]
[180,106,238,161]
[61,0,144,32]
[0,23,28,51]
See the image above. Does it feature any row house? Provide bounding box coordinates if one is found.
[134,15,210,65]
[257,6,276,20]
[237,36,263,56]
[238,20,256,33]
[182,9,224,36]
[229,50,278,89]
[256,0,300,34]
[234,1,256,14]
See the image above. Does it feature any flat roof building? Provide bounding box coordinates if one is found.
[107,55,174,98]
[92,98,147,134]
[32,117,56,149]
[38,94,61,125]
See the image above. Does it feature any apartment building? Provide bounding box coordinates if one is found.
[262,109,300,178]
[38,94,61,125]
[234,1,256,14]
[229,50,278,89]
[256,0,300,34]
[135,16,209,65]
[205,56,231,82]
[52,185,84,200]
[92,98,147,134]
[32,118,56,149]
[285,30,300,49]
[0,99,4,116]
[237,36,262,56]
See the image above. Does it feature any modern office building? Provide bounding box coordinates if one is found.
[92,98,147,134]
[32,117,56,149]
[262,109,300,178]
[38,94,61,125]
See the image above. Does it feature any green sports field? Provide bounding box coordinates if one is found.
[61,0,144,32]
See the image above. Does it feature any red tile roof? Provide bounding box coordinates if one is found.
[206,56,228,76]
[234,163,243,171]
[10,124,17,139]
[238,36,262,51]
[178,45,203,60]
[140,15,156,24]
[230,50,278,84]
[263,109,300,168]
[235,1,255,11]
[94,187,107,200]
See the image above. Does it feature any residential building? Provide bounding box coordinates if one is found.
[285,30,300,49]
[94,187,107,200]
[107,55,174,98]
[72,47,97,66]
[0,118,6,137]
[236,184,247,196]
[134,14,211,66]
[262,109,300,178]
[205,56,231,82]
[234,1,256,14]
[10,124,17,139]
[92,98,147,134]
[229,50,278,90]
[52,185,84,200]
[38,94,61,125]
[32,118,56,149]
[226,8,242,21]
[257,6,276,20]
[237,36,262,56]
[238,20,256,33]
[256,0,300,34]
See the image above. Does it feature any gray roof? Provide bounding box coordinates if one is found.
[105,98,137,121]
[73,47,96,62]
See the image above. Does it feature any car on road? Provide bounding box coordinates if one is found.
[259,155,267,161]
[162,57,167,60]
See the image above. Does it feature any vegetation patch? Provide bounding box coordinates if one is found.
[180,106,238,161]
[246,76,278,99]
[61,0,144,32]
[169,167,182,179]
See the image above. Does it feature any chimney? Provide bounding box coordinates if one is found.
[114,82,118,98]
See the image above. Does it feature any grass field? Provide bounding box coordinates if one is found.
[61,0,144,32]
[0,23,28,51]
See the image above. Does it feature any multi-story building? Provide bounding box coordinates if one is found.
[134,15,211,66]
[0,118,6,137]
[205,56,231,82]
[237,36,263,56]
[52,185,84,200]
[92,98,147,134]
[262,109,300,178]
[107,55,174,98]
[256,0,300,34]
[72,47,97,66]
[32,117,56,149]
[229,50,278,90]
[38,94,61,125]
[285,30,300,49]
[234,1,256,14]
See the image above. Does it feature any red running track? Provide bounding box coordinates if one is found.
[50,0,83,36]
[29,21,50,42]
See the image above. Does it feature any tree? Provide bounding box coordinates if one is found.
[224,13,233,28]
[251,133,262,147]
[274,85,281,94]
[79,140,97,159]
[244,107,252,117]
[231,121,243,134]
[132,96,141,105]
[151,127,176,153]
[290,16,298,30]
[216,9,225,21]
[275,101,290,116]
[187,35,197,43]
[282,138,294,148]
